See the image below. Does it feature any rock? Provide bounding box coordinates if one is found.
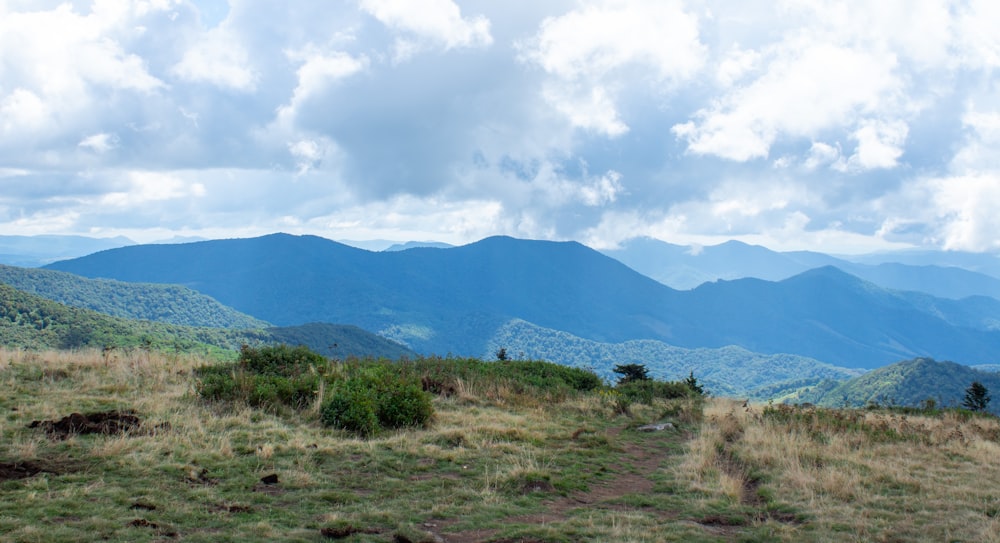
[637,423,675,432]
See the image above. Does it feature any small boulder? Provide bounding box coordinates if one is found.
[636,423,675,432]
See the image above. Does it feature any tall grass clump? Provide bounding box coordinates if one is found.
[406,356,602,405]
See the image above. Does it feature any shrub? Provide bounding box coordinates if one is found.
[195,344,326,411]
[616,379,691,405]
[238,343,327,377]
[321,383,380,437]
[321,369,433,436]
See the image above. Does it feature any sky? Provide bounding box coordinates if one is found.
[1,0,999,254]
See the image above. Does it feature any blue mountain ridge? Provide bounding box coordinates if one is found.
[44,233,1000,369]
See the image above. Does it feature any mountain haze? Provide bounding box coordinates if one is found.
[0,235,135,267]
[604,237,1000,300]
[45,234,1000,369]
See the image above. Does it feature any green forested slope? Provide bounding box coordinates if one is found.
[486,319,861,398]
[794,357,1000,414]
[0,283,264,355]
[0,264,269,329]
[0,284,415,360]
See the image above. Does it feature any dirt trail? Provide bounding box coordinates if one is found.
[437,424,680,543]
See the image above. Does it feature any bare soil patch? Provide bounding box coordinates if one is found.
[0,461,51,481]
[27,410,143,439]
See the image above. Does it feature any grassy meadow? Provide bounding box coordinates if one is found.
[2,348,1000,542]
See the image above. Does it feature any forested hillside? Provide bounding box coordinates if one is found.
[486,319,861,397]
[792,357,1000,414]
[0,264,268,329]
[0,284,414,359]
[0,283,261,355]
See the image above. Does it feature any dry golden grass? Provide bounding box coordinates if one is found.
[1,348,722,542]
[9,347,999,542]
[681,398,1000,542]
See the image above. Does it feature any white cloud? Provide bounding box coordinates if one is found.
[716,45,760,87]
[359,0,492,53]
[523,0,704,138]
[846,119,908,170]
[0,88,49,136]
[673,43,901,161]
[952,107,1000,174]
[523,0,703,81]
[276,48,369,127]
[0,2,166,144]
[579,170,624,206]
[78,132,119,154]
[2,1,1000,256]
[288,137,341,175]
[929,174,1000,251]
[172,27,258,91]
[804,141,843,171]
[955,0,1000,69]
[542,84,628,137]
[98,171,205,207]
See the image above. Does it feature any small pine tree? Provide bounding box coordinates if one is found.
[962,381,991,412]
[612,363,650,385]
[683,371,705,395]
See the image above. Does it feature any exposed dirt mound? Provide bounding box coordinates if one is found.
[0,461,50,481]
[28,410,142,438]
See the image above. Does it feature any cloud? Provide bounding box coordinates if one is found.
[847,119,909,170]
[673,43,901,161]
[274,47,369,130]
[172,26,258,91]
[1,1,1000,256]
[359,0,492,59]
[97,171,205,208]
[78,133,120,154]
[522,0,704,136]
[523,0,703,81]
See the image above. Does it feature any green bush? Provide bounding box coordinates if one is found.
[616,379,691,404]
[321,383,380,436]
[238,343,327,377]
[195,344,326,411]
[321,369,433,436]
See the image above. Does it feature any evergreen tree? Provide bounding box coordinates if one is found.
[613,363,650,385]
[683,371,705,395]
[963,381,991,412]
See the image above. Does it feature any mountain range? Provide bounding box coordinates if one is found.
[603,237,1000,299]
[43,233,1000,369]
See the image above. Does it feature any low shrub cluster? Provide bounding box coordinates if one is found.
[321,366,433,437]
[196,344,432,436]
[195,344,327,411]
[616,379,692,404]
[196,347,625,435]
